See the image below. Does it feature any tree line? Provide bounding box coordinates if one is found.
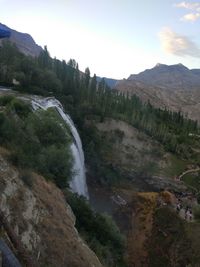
[0,40,199,162]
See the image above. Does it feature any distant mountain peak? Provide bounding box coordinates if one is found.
[0,22,42,57]
[127,63,200,90]
[115,63,200,123]
[154,63,188,69]
[171,63,189,70]
[155,63,165,67]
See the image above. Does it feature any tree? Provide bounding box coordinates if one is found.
[89,74,97,103]
[84,67,90,88]
[38,45,52,69]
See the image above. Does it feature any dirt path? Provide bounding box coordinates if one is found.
[178,168,200,180]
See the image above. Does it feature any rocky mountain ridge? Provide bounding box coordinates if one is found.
[128,63,200,90]
[115,63,200,122]
[0,23,42,57]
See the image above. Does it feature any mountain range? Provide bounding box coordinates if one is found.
[128,63,200,90]
[115,63,200,122]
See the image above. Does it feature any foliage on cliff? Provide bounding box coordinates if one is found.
[0,95,73,188]
[148,207,192,267]
[66,192,127,267]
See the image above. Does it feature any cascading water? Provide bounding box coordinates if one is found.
[31,96,89,199]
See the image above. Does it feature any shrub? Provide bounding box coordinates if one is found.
[0,103,73,190]
[9,98,31,118]
[65,192,127,267]
[0,95,14,106]
[193,205,200,221]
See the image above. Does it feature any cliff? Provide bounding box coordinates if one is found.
[0,147,102,267]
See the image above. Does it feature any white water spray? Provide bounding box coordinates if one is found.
[31,96,89,199]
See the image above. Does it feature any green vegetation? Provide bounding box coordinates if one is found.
[0,40,199,163]
[1,40,200,266]
[193,205,200,221]
[81,123,124,185]
[0,95,73,188]
[1,40,199,187]
[161,154,189,178]
[65,192,127,267]
[185,222,200,265]
[182,172,200,194]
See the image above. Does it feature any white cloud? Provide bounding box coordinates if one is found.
[181,12,200,21]
[175,1,200,21]
[175,1,200,10]
[159,27,200,57]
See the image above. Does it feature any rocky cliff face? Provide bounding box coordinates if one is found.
[0,147,102,267]
[0,23,42,57]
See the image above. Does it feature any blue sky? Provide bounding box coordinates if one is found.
[1,0,200,78]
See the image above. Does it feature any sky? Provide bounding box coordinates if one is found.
[1,0,200,79]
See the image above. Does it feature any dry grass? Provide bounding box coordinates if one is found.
[127,192,158,267]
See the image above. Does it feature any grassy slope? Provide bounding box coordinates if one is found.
[88,118,189,188]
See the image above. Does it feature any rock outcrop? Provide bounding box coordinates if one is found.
[0,148,102,267]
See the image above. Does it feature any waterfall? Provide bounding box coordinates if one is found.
[31,96,89,199]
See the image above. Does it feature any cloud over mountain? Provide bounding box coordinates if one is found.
[159,27,200,57]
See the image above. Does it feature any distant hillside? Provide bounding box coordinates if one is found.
[97,76,118,88]
[0,23,42,57]
[128,63,200,90]
[191,69,200,76]
[115,63,200,122]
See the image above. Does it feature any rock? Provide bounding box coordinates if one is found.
[0,150,103,267]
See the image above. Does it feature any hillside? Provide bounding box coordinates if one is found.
[96,76,118,88]
[128,63,200,90]
[94,118,187,190]
[0,23,42,57]
[115,64,200,122]
[0,90,127,266]
[0,147,102,267]
[0,24,200,267]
